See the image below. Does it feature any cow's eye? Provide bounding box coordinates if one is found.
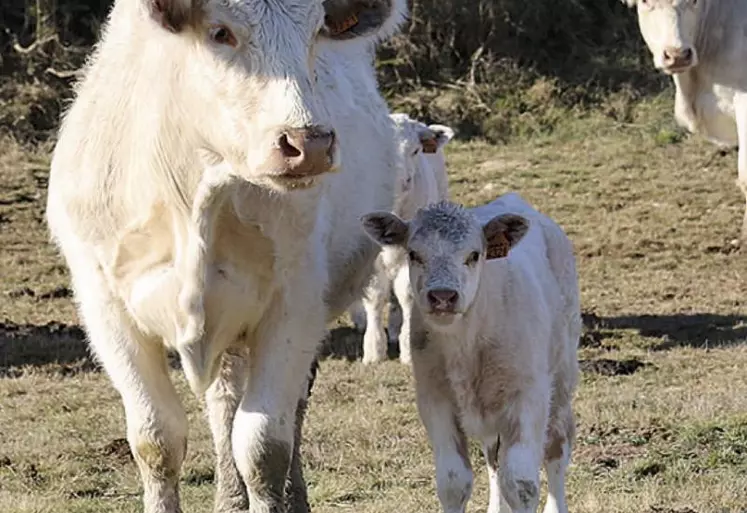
[465,251,480,266]
[408,251,423,265]
[210,25,237,47]
[411,148,420,157]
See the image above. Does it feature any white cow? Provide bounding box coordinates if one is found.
[361,193,581,513]
[45,0,408,512]
[625,0,747,242]
[349,113,454,365]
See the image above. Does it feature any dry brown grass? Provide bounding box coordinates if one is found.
[1,92,747,513]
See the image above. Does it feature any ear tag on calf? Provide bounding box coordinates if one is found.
[486,233,511,259]
[327,13,359,36]
[421,137,438,154]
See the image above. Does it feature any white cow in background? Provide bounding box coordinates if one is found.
[348,113,455,364]
[624,0,747,243]
[45,0,408,511]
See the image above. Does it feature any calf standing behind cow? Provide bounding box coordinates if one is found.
[362,193,581,513]
[625,0,747,243]
[349,113,455,365]
[44,0,409,512]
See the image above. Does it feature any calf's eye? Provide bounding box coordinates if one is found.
[465,251,480,266]
[210,25,237,47]
[408,251,423,265]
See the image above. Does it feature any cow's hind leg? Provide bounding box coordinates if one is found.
[734,94,747,244]
[74,270,187,513]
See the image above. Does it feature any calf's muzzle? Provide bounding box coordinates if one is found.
[427,288,459,313]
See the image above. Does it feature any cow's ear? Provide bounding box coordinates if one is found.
[321,0,407,42]
[148,0,200,33]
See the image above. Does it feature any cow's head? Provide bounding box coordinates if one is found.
[361,201,529,331]
[624,0,701,74]
[144,0,406,191]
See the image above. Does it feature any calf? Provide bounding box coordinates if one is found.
[349,113,455,364]
[624,0,747,243]
[361,193,581,513]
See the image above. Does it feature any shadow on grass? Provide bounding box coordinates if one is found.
[0,320,184,377]
[583,311,747,351]
[318,326,398,363]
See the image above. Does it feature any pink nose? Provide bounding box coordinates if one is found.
[662,46,694,70]
[427,289,459,312]
[275,126,336,177]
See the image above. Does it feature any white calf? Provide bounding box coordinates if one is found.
[362,193,581,513]
[350,113,455,365]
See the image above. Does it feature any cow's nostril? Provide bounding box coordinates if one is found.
[682,48,693,60]
[278,133,302,159]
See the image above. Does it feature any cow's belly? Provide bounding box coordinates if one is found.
[125,261,272,350]
[694,87,738,146]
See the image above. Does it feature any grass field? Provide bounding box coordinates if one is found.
[1,92,747,513]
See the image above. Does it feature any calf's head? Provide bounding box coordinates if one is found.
[390,113,454,196]
[625,0,701,74]
[142,0,405,190]
[361,201,528,329]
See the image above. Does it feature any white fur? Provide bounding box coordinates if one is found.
[626,0,747,241]
[362,193,580,513]
[350,112,455,365]
[45,0,408,511]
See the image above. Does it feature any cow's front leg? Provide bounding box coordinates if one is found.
[75,274,187,513]
[206,348,250,513]
[232,295,325,513]
[734,93,747,244]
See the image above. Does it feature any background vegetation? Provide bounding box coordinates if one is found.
[0,0,667,144]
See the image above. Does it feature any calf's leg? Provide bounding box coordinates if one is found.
[412,347,473,513]
[482,438,511,513]
[391,265,413,365]
[498,384,550,513]
[542,405,574,513]
[361,261,391,364]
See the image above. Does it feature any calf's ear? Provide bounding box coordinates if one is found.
[321,0,407,42]
[148,0,200,33]
[428,124,456,149]
[482,214,529,260]
[361,212,409,246]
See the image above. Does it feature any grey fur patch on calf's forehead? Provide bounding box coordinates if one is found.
[411,201,476,244]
